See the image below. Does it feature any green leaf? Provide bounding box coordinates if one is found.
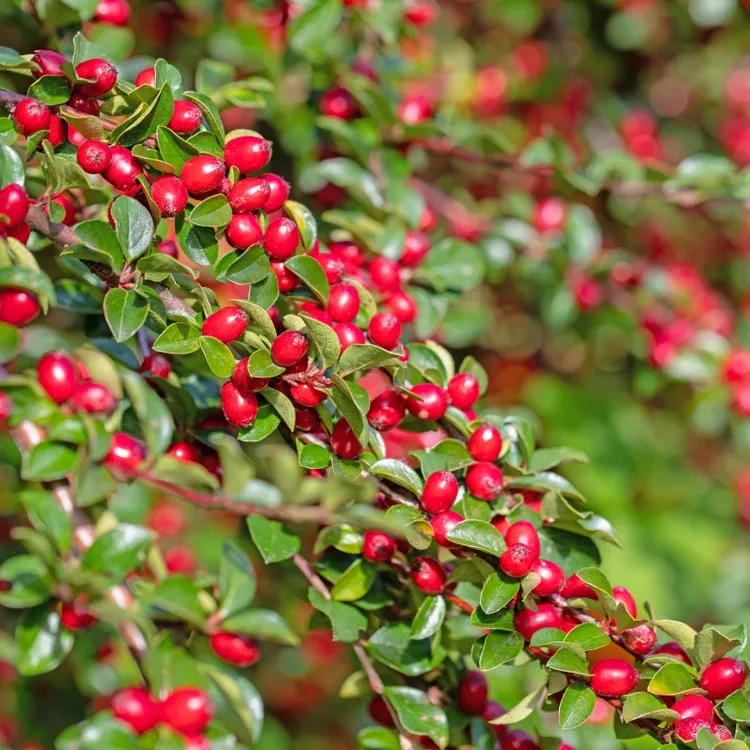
[331,558,376,602]
[0,555,53,608]
[382,687,449,749]
[22,441,77,482]
[157,125,199,171]
[248,348,285,378]
[56,711,137,750]
[480,572,520,614]
[537,528,600,576]
[222,608,300,646]
[0,320,20,362]
[528,447,589,473]
[28,74,72,105]
[261,386,296,430]
[249,270,279,309]
[367,622,445,677]
[621,692,680,723]
[232,298,277,343]
[289,0,344,58]
[0,145,24,187]
[247,516,300,564]
[564,622,611,651]
[203,666,263,743]
[238,404,281,442]
[223,246,271,285]
[176,215,218,266]
[121,370,174,457]
[694,626,744,670]
[184,92,225,146]
[415,238,486,292]
[74,219,124,270]
[153,322,201,354]
[189,194,232,227]
[198,336,235,378]
[412,439,473,477]
[410,596,445,640]
[284,200,317,249]
[369,458,423,496]
[547,646,591,676]
[310,158,384,210]
[559,683,596,730]
[20,489,72,554]
[652,619,697,651]
[141,576,205,627]
[219,542,257,618]
[564,204,601,264]
[648,661,699,696]
[298,442,331,470]
[285,255,330,305]
[300,313,340,368]
[308,586,367,643]
[721,690,750,723]
[16,607,74,677]
[110,83,174,147]
[111,196,154,262]
[337,343,403,377]
[82,524,154,578]
[490,683,547,726]
[446,520,506,555]
[477,631,524,670]
[103,288,148,342]
[357,727,400,750]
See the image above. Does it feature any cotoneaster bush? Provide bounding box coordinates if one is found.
[0,1,750,750]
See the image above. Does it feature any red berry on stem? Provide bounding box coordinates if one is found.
[140,353,171,378]
[210,632,261,667]
[0,391,12,423]
[385,290,417,324]
[674,719,720,743]
[226,213,263,250]
[272,261,297,293]
[514,602,563,640]
[431,510,463,547]
[529,559,564,596]
[290,382,327,407]
[447,373,481,410]
[228,177,271,213]
[0,184,30,228]
[103,432,147,472]
[466,462,504,501]
[181,155,226,196]
[331,419,362,459]
[410,556,446,594]
[135,67,155,87]
[533,197,566,234]
[560,573,596,600]
[590,658,639,697]
[406,383,448,420]
[672,695,715,722]
[370,257,402,292]
[458,670,488,715]
[699,658,748,699]
[158,239,179,258]
[151,175,188,217]
[94,0,131,26]
[367,390,406,431]
[500,730,540,750]
[76,140,111,174]
[37,351,77,403]
[13,98,51,136]
[105,146,143,191]
[220,382,259,428]
[468,423,502,461]
[168,100,203,134]
[320,86,359,119]
[111,687,159,734]
[653,641,691,664]
[397,94,433,125]
[612,586,637,618]
[60,599,97,630]
[161,688,213,735]
[421,470,459,514]
[232,357,269,393]
[167,442,202,463]
[505,521,540,558]
[224,135,271,174]
[32,49,66,78]
[368,312,402,350]
[362,530,397,563]
[201,306,249,343]
[316,253,345,285]
[334,322,366,351]
[264,218,300,260]
[500,543,536,577]
[622,624,657,655]
[328,283,360,323]
[67,92,99,115]
[0,288,39,326]
[271,331,308,367]
[401,230,430,267]
[261,173,289,212]
[75,58,118,97]
[71,382,116,413]
[369,695,395,727]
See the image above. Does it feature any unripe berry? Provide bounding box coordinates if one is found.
[181,155,226,196]
[529,559,564,596]
[505,521,540,559]
[334,322,366,351]
[320,86,359,119]
[134,67,156,87]
[261,173,289,212]
[104,146,143,191]
[220,382,259,428]
[367,390,406,431]
[74,58,118,97]
[226,213,263,250]
[370,257,402,292]
[111,687,159,734]
[612,586,637,618]
[104,432,147,472]
[224,135,271,174]
[590,658,639,697]
[514,602,563,640]
[0,184,30,228]
[401,230,429,267]
[209,632,261,667]
[37,351,77,403]
[94,0,131,26]
[622,624,657,655]
[264,218,300,260]
[0,288,39,326]
[421,471,459,514]
[167,442,202,463]
[140,353,171,378]
[431,510,463,547]
[76,140,111,174]
[232,357,269,393]
[228,177,271,213]
[151,175,188,217]
[362,530,396,563]
[410,556,446,594]
[13,98,51,135]
[467,423,502,461]
[161,688,214,735]
[60,599,97,630]
[271,331,308,367]
[447,373,481,410]
[368,312,402,350]
[699,658,748,699]
[466,461,504,501]
[385,290,417,324]
[331,419,362,459]
[201,306,248,343]
[168,100,203,135]
[406,383,448,421]
[653,641,691,664]
[500,543,536,577]
[328,283,360,323]
[32,49,66,78]
[71,382,116,413]
[458,670,488,715]
[672,695,715,723]
[532,197,566,234]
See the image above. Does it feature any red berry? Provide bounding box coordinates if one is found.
[209,632,261,667]
[447,373,481,411]
[202,306,249,343]
[158,239,179,258]
[7,222,30,243]
[431,510,463,547]
[165,545,197,574]
[369,695,394,727]
[226,213,263,250]
[264,218,300,260]
[367,390,406,431]
[181,155,226,196]
[60,599,97,630]
[167,442,202,463]
[76,140,111,174]
[334,322,366,351]
[514,602,563,640]
[0,288,39,326]
[104,146,143,191]
[419,205,437,232]
[404,0,437,25]
[590,658,639,697]
[220,382,259,428]
[401,230,430,267]
[161,688,213,735]
[295,407,320,432]
[290,382,327,407]
[271,331,308,367]
[410,556,446,594]
[135,67,155,87]
[369,257,401,292]
[406,383,448,420]
[385,290,417,323]
[529,559,564,596]
[560,573,595,600]
[397,94,433,125]
[104,432,147,472]
[532,197,566,234]
[260,173,289,212]
[699,658,748,700]
[272,261,297,293]
[32,49,66,78]
[0,391,12,423]
[228,177,271,213]
[505,521,540,558]
[331,419,362,459]
[232,357,269,393]
[328,283,360,323]
[500,730,540,750]
[622,624,657,655]
[317,253,345,285]
[421,470,459,514]
[67,92,99,115]
[0,184,30,228]
[724,349,750,383]
[168,100,203,135]
[224,135,271,174]
[467,423,502,461]
[500,543,536,577]
[13,98,51,136]
[75,58,118,97]
[151,175,188,217]
[674,718,717,743]
[37,351,77,403]
[612,586,637,618]
[458,670,488,715]
[320,86,359,119]
[330,240,365,270]
[184,736,211,750]
[466,461,504,501]
[94,0,131,25]
[483,699,506,730]
[653,641,691,664]
[140,353,171,378]
[672,695,715,723]
[111,687,159,734]
[362,530,396,563]
[368,312,402,350]
[71,382,116,413]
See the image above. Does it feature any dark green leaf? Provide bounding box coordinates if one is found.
[0,555,52,608]
[446,520,506,556]
[621,692,680,723]
[121,370,174,456]
[480,572,520,614]
[331,559,376,602]
[559,683,596,730]
[478,631,524,670]
[198,336,236,378]
[153,322,201,354]
[410,596,445,640]
[369,458,423,495]
[22,441,77,482]
[308,586,367,643]
[103,288,148,342]
[28,75,71,105]
[247,516,300,564]
[284,200,317,249]
[111,196,154,262]
[648,662,698,696]
[82,524,154,578]
[382,687,449,749]
[285,255,329,305]
[337,343,403,377]
[219,542,257,618]
[189,194,232,227]
[16,608,74,677]
[222,608,300,646]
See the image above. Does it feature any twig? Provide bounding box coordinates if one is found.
[445,592,474,614]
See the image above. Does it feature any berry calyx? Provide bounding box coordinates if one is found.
[13,98,51,135]
[223,135,271,174]
[161,688,213,735]
[405,383,448,421]
[331,419,362,459]
[37,351,77,404]
[447,373,481,410]
[699,658,748,700]
[209,632,261,667]
[76,140,112,174]
[362,530,396,563]
[220,382,259,428]
[589,658,639,697]
[467,423,502,462]
[368,311,402,350]
[0,288,39,327]
[271,331,308,367]
[421,470,459,514]
[180,155,226,196]
[465,461,504,501]
[430,510,464,547]
[410,556,446,594]
[151,175,188,217]
[201,306,249,344]
[500,543,536,578]
[458,670,488,715]
[74,58,118,97]
[111,687,160,734]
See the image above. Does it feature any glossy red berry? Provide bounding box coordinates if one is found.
[446,373,481,410]
[210,632,261,667]
[369,257,401,292]
[410,556,446,594]
[674,718,726,743]
[560,573,596,600]
[13,98,51,135]
[0,288,39,326]
[264,218,299,260]
[324,283,359,323]
[334,322,366,351]
[37,351,77,403]
[0,184,30,228]
[161,688,213,735]
[71,382,116,413]
[168,100,203,134]
[369,695,395,727]
[514,602,563,640]
[397,94,433,125]
[94,0,131,25]
[111,687,159,734]
[466,461,504,501]
[421,471,459,514]
[202,306,248,343]
[104,432,147,472]
[404,0,437,25]
[271,331,308,367]
[653,641,691,664]
[367,390,406,431]
[401,230,430,267]
[532,197,566,234]
[529,559,564,596]
[385,290,417,324]
[60,599,97,630]
[431,510,463,547]
[505,521,540,559]
[672,695,715,723]
[224,135,271,174]
[67,92,99,115]
[612,586,637,618]
[406,383,448,421]
[500,543,536,577]
[458,670,488,715]
[467,423,502,462]
[181,155,226,196]
[32,49,66,77]
[331,419,362,459]
[75,58,118,97]
[260,173,289,212]
[76,140,111,174]
[226,213,263,250]
[622,624,657,655]
[289,382,327,407]
[151,175,188,217]
[368,312,402,350]
[135,67,156,87]
[362,530,397,563]
[590,658,639,697]
[272,261,297,293]
[140,353,171,378]
[500,730,540,750]
[0,391,12,423]
[157,239,179,257]
[167,442,202,463]
[699,658,748,699]
[232,357,269,393]
[228,177,271,213]
[320,87,359,119]
[220,382,259,428]
[104,146,143,191]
